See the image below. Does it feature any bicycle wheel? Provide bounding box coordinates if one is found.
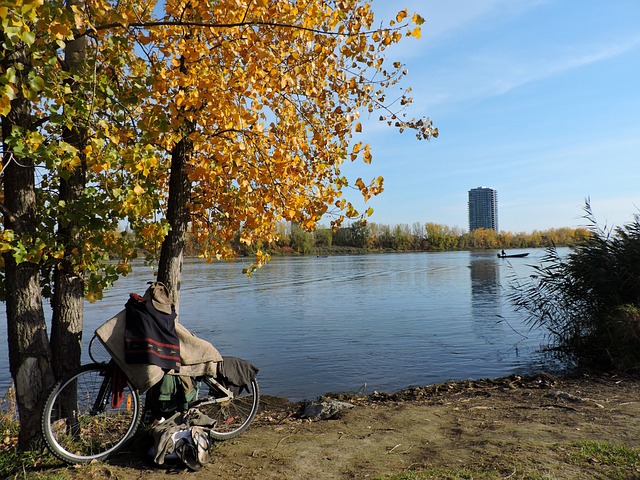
[197,377,260,440]
[41,362,142,464]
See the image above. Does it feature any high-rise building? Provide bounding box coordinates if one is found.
[468,187,498,232]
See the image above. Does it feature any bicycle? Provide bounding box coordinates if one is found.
[41,334,260,465]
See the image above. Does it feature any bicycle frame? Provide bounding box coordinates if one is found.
[91,363,114,415]
[195,376,236,405]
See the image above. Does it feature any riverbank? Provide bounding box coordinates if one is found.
[7,371,640,479]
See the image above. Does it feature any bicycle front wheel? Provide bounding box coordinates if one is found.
[41,362,142,464]
[198,377,260,440]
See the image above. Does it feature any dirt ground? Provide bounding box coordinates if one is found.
[41,372,640,479]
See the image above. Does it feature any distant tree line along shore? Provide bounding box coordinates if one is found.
[177,222,589,257]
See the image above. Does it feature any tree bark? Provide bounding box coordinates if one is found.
[156,136,193,311]
[50,11,87,381]
[1,37,54,449]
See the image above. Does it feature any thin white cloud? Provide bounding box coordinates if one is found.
[415,34,640,112]
[371,1,640,113]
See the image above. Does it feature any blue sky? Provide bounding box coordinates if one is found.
[340,0,640,233]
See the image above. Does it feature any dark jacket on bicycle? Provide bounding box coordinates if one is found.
[124,286,180,371]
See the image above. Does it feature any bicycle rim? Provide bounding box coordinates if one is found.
[41,363,142,464]
[199,378,260,440]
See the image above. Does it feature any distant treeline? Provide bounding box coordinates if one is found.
[182,222,590,257]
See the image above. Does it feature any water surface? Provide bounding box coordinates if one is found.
[0,250,551,400]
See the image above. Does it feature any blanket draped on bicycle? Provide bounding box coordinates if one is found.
[96,311,222,392]
[96,284,222,393]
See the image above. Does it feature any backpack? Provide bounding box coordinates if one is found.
[149,410,214,470]
[162,426,210,471]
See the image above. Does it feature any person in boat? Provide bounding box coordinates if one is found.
[501,249,506,257]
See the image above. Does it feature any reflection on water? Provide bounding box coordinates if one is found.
[468,251,534,363]
[0,251,550,400]
[470,252,501,342]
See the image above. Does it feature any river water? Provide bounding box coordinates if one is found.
[0,249,555,401]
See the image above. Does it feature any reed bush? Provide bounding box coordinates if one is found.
[508,202,640,371]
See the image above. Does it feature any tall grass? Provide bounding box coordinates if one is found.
[1,386,63,479]
[1,385,18,443]
[508,202,640,371]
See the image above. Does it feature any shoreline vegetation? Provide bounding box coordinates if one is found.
[178,223,589,258]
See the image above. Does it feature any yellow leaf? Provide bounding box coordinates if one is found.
[363,145,372,164]
[133,184,145,195]
[0,85,16,116]
[355,122,362,133]
[412,13,426,25]
[0,96,11,117]
[411,27,422,39]
[86,291,102,303]
[396,10,408,23]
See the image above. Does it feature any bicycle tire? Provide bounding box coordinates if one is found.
[198,377,260,440]
[41,362,143,464]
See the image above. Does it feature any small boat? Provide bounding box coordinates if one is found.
[497,252,529,258]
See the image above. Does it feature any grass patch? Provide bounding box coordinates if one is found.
[375,469,493,480]
[1,385,18,438]
[0,446,63,480]
[373,464,554,480]
[1,386,64,480]
[568,441,640,479]
[374,441,640,480]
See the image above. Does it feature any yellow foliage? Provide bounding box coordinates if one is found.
[396,9,408,23]
[412,13,425,25]
[5,0,434,267]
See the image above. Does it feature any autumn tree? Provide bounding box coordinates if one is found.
[1,0,146,446]
[108,0,435,302]
[290,223,314,254]
[1,0,436,446]
[1,3,55,446]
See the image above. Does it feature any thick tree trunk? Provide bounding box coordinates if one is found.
[156,137,193,310]
[50,267,84,380]
[1,38,54,449]
[50,23,87,380]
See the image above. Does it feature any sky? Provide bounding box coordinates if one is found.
[339,0,640,233]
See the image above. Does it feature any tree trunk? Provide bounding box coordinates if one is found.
[50,265,84,380]
[50,12,87,381]
[1,37,54,449]
[156,136,193,310]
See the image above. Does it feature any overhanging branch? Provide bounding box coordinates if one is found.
[88,19,407,38]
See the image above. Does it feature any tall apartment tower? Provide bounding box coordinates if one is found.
[468,187,498,232]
